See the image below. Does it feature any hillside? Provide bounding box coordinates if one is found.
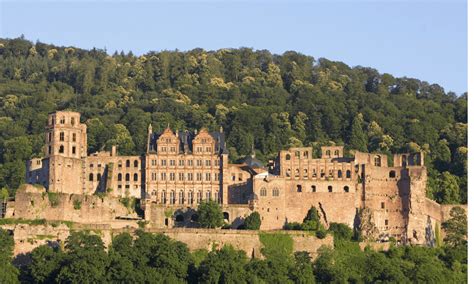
[0,36,467,204]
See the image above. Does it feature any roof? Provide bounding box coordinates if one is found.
[148,129,228,155]
[243,155,265,170]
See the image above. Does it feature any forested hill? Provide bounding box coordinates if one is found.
[0,37,467,204]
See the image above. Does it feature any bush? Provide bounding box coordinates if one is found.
[197,200,223,228]
[316,229,327,239]
[328,223,353,240]
[284,222,302,230]
[73,199,82,210]
[47,192,59,208]
[243,212,261,230]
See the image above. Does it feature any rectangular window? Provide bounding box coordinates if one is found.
[215,173,219,181]
[170,173,175,181]
[197,173,202,181]
[60,132,64,141]
[161,160,167,166]
[205,160,211,166]
[381,202,385,209]
[214,160,219,166]
[161,173,166,180]
[205,173,211,181]
[197,160,202,166]
[187,160,193,166]
[72,146,76,154]
[161,147,167,152]
[179,160,184,166]
[72,133,76,142]
[170,147,176,152]
[170,160,175,166]
[179,173,184,181]
[152,159,157,166]
[152,173,157,181]
[187,173,193,181]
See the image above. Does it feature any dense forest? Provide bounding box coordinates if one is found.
[0,36,467,204]
[0,205,468,283]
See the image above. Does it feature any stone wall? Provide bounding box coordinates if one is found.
[12,185,133,223]
[2,224,333,260]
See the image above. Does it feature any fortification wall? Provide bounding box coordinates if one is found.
[2,224,333,260]
[12,185,133,223]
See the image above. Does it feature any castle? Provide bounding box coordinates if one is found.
[24,111,454,245]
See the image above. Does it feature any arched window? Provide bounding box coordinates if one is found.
[118,173,122,181]
[328,186,333,192]
[170,191,175,204]
[223,212,230,221]
[134,160,139,167]
[346,170,351,179]
[97,174,101,181]
[326,150,331,157]
[188,191,194,204]
[89,173,94,181]
[59,145,64,153]
[389,170,396,178]
[272,188,280,197]
[374,155,381,167]
[311,185,316,192]
[337,170,342,178]
[133,173,138,181]
[175,214,184,222]
[295,151,300,158]
[191,214,199,222]
[344,186,349,193]
[118,161,122,168]
[335,150,339,156]
[285,154,291,160]
[260,188,267,197]
[125,173,130,181]
[179,191,184,204]
[303,151,309,158]
[161,191,166,204]
[60,116,65,124]
[126,160,130,167]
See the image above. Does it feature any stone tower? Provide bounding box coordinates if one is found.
[45,111,87,194]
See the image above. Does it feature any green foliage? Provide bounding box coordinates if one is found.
[197,200,224,228]
[47,192,59,208]
[259,232,294,260]
[243,212,261,230]
[328,222,353,241]
[198,245,248,283]
[73,199,82,210]
[0,228,19,283]
[442,206,467,248]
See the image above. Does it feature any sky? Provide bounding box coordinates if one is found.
[0,0,467,95]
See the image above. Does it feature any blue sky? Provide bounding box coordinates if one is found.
[0,0,467,95]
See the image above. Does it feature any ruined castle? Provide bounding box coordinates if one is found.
[22,110,453,245]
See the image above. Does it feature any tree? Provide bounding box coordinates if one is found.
[348,113,368,152]
[328,223,353,240]
[442,206,467,248]
[436,172,461,204]
[197,245,248,283]
[243,212,261,230]
[27,245,63,283]
[197,200,224,228]
[0,228,19,283]
[289,251,316,284]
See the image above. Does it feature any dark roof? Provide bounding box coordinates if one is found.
[148,130,228,155]
[243,155,265,169]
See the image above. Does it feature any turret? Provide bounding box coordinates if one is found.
[45,111,87,158]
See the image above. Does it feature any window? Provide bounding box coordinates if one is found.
[161,160,167,166]
[179,173,184,181]
[311,185,316,192]
[197,173,202,181]
[176,214,184,222]
[60,117,65,124]
[60,132,65,141]
[374,155,381,167]
[303,151,308,158]
[118,161,122,168]
[170,147,176,152]
[214,160,219,166]
[214,173,219,181]
[72,133,76,142]
[152,173,156,181]
[170,160,176,166]
[72,146,76,154]
[89,173,94,181]
[134,160,139,167]
[205,160,211,166]
[335,150,339,156]
[344,186,349,193]
[118,173,122,181]
[133,173,138,181]
[297,185,302,192]
[97,174,101,181]
[48,133,52,142]
[188,173,193,181]
[385,219,389,226]
[197,160,202,166]
[161,173,166,180]
[179,160,184,166]
[161,191,166,204]
[48,146,52,155]
[328,186,333,192]
[260,188,267,196]
[188,191,193,204]
[188,160,193,166]
[381,202,385,209]
[178,191,184,204]
[59,145,64,154]
[238,173,242,181]
[170,191,175,204]
[272,188,280,197]
[170,173,175,181]
[125,174,130,181]
[71,117,75,125]
[346,170,351,179]
[389,170,396,178]
[338,170,342,178]
[151,159,157,166]
[205,173,211,181]
[197,192,202,203]
[295,151,300,158]
[285,154,291,160]
[161,147,167,152]
[320,170,325,178]
[326,150,331,157]
[206,191,211,201]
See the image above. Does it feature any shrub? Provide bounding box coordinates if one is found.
[328,223,353,240]
[197,200,223,228]
[243,212,261,230]
[316,229,327,239]
[73,199,82,210]
[47,192,59,208]
[284,222,302,230]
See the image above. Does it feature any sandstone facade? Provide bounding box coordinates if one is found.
[21,111,461,245]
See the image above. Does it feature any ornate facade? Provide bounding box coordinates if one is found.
[26,111,450,245]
